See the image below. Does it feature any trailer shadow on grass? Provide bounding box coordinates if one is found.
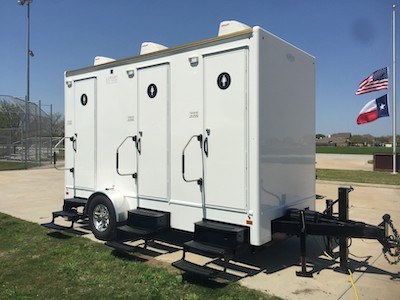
[45,227,89,237]
[110,249,148,263]
[47,231,75,240]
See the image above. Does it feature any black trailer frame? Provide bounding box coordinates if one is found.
[272,187,399,276]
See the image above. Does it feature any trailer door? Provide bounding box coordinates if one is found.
[74,78,96,192]
[137,64,169,201]
[203,48,248,212]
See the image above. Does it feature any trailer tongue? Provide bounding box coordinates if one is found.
[272,187,400,277]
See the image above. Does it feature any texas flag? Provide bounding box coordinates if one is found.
[357,94,389,125]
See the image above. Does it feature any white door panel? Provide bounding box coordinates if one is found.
[203,49,248,211]
[137,64,169,201]
[74,78,96,191]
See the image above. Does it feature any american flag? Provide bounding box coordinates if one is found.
[355,67,388,95]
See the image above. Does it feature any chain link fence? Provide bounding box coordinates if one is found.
[0,95,56,167]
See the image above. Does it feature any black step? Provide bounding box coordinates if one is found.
[65,197,87,205]
[172,259,219,278]
[52,210,80,221]
[127,208,170,230]
[194,219,250,249]
[105,241,136,253]
[184,240,233,258]
[117,224,157,237]
[41,222,73,230]
[63,197,87,211]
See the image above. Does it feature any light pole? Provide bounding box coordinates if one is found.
[18,0,34,169]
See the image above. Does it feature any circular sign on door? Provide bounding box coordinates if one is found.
[217,72,231,90]
[80,94,88,106]
[147,83,158,98]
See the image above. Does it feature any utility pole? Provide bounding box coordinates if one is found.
[18,0,34,169]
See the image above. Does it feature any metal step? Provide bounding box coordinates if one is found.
[184,240,233,258]
[172,220,251,277]
[41,222,73,230]
[117,224,157,237]
[63,197,87,211]
[172,259,219,278]
[127,208,170,230]
[64,197,87,206]
[194,219,250,251]
[52,210,80,221]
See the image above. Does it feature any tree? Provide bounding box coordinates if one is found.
[374,136,388,145]
[51,112,64,138]
[349,135,365,145]
[316,133,325,139]
[0,100,23,129]
[362,134,374,146]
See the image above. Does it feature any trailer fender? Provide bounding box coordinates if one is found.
[87,190,128,223]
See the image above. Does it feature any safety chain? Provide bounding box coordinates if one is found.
[383,219,400,265]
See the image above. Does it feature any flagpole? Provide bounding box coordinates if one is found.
[392,4,397,174]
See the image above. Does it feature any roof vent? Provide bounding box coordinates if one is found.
[218,20,251,36]
[140,42,168,55]
[93,56,115,66]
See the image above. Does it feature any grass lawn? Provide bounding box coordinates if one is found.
[0,213,275,300]
[317,169,400,185]
[0,161,37,171]
[316,146,400,155]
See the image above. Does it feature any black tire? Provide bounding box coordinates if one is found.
[88,194,116,241]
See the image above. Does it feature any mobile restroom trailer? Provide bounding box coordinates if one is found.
[54,21,315,253]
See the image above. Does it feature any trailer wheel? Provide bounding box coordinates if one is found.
[88,195,116,241]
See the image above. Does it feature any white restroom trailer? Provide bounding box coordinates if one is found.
[62,21,315,247]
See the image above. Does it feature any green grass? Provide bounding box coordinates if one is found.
[317,168,400,185]
[0,161,37,171]
[0,213,275,300]
[316,146,400,155]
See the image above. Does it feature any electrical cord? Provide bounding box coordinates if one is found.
[323,251,334,261]
[334,237,353,248]
[311,236,335,261]
[348,269,359,300]
[313,236,359,300]
[349,252,372,259]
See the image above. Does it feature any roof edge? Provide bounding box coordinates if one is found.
[66,28,253,78]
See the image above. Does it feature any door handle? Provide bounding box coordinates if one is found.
[204,137,209,157]
[182,134,203,186]
[136,137,142,155]
[70,135,77,152]
[116,135,138,178]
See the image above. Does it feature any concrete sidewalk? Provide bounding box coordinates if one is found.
[0,168,399,299]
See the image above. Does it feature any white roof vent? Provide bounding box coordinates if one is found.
[218,20,251,36]
[93,56,115,66]
[140,42,168,55]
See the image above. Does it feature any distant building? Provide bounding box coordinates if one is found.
[316,132,351,147]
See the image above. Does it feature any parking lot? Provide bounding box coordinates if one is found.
[0,162,399,299]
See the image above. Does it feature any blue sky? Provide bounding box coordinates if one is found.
[0,0,399,136]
